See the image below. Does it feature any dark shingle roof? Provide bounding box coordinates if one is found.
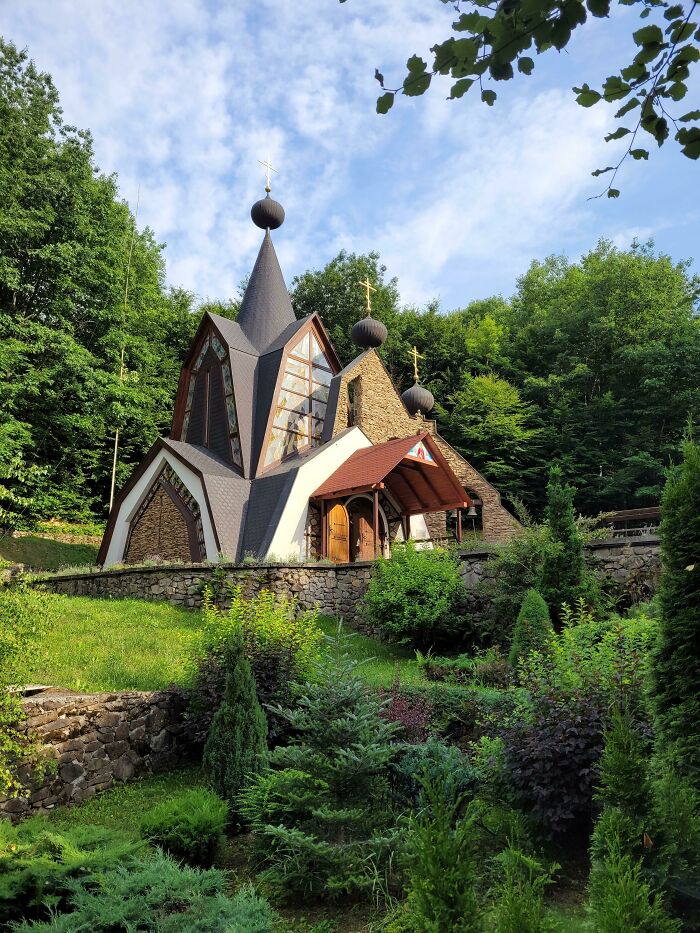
[236,231,296,351]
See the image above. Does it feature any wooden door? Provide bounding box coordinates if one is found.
[350,499,375,562]
[327,502,349,563]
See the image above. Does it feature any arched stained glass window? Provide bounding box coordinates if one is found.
[264,331,334,468]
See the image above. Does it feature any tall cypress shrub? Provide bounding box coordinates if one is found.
[651,437,700,788]
[203,626,268,817]
[539,465,586,620]
[509,588,554,668]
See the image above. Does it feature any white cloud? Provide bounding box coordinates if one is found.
[3,0,695,308]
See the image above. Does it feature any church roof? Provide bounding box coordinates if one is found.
[235,230,297,351]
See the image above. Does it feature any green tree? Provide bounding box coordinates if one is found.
[538,465,588,619]
[650,435,700,789]
[508,588,553,668]
[202,626,268,819]
[367,0,700,192]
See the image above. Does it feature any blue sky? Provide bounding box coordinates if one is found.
[3,0,698,310]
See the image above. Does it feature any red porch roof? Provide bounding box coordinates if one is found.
[311,432,472,515]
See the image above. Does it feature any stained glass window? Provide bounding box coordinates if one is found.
[264,329,335,468]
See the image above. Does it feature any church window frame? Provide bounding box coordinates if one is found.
[263,325,336,470]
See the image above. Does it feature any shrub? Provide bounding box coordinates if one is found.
[538,465,589,621]
[0,818,142,925]
[140,788,228,866]
[508,589,553,669]
[651,436,700,790]
[400,776,480,932]
[189,586,323,744]
[13,850,278,932]
[392,736,478,811]
[648,769,700,919]
[595,706,652,821]
[362,541,465,647]
[238,632,400,899]
[202,625,268,821]
[488,844,557,933]
[419,648,511,689]
[586,837,680,933]
[379,678,434,742]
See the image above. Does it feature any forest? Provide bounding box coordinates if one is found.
[1,37,699,527]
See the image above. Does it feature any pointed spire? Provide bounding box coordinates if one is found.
[237,230,296,351]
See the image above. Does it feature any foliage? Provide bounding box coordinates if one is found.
[650,436,700,789]
[363,541,465,647]
[487,844,557,933]
[586,836,680,933]
[647,769,700,914]
[399,777,480,932]
[13,851,278,932]
[202,625,268,820]
[0,585,53,796]
[0,817,143,925]
[508,589,553,668]
[595,706,652,820]
[418,647,511,689]
[238,631,400,898]
[139,788,228,867]
[391,736,478,812]
[369,0,700,189]
[0,456,46,532]
[190,586,323,744]
[379,677,434,743]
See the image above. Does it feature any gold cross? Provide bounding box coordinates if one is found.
[258,155,278,193]
[410,346,424,382]
[359,277,377,314]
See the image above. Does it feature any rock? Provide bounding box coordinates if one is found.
[59,760,85,783]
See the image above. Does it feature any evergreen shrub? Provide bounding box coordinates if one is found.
[508,588,553,668]
[391,736,478,811]
[238,632,400,899]
[362,541,465,647]
[202,625,268,821]
[488,844,557,933]
[139,788,228,866]
[13,851,278,932]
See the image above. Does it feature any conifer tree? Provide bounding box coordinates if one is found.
[651,437,700,789]
[539,465,586,620]
[202,626,268,817]
[508,588,554,668]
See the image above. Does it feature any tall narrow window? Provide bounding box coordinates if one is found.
[347,376,360,427]
[264,331,334,468]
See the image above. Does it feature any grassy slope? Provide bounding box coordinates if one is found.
[25,595,421,693]
[0,534,98,570]
[26,596,203,692]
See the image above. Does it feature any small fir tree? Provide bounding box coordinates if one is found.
[239,630,400,898]
[538,464,586,621]
[651,436,700,788]
[508,588,554,668]
[202,625,268,818]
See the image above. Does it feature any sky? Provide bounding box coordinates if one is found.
[2,0,698,311]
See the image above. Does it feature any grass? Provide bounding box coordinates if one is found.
[26,595,203,692]
[0,534,98,570]
[319,615,425,687]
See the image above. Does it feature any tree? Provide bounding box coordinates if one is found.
[364,0,700,193]
[509,588,554,667]
[202,626,268,819]
[650,435,700,789]
[539,465,587,619]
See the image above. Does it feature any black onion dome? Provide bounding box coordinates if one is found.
[402,381,434,416]
[251,194,285,230]
[351,315,388,349]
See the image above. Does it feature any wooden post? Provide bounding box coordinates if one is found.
[456,508,463,544]
[403,514,411,542]
[320,500,327,559]
[373,487,380,558]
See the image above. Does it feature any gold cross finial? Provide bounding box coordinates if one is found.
[410,346,424,382]
[359,277,377,314]
[258,156,278,193]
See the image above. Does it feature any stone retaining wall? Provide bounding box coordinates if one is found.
[35,537,661,622]
[0,689,194,820]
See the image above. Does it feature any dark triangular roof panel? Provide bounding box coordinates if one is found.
[236,231,296,351]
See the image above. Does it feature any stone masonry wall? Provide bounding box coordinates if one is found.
[0,688,194,820]
[38,563,374,626]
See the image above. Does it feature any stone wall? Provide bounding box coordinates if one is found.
[38,562,374,626]
[0,688,194,820]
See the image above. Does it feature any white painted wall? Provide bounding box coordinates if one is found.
[264,427,372,560]
[103,449,218,566]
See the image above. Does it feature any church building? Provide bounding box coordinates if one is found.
[98,187,519,567]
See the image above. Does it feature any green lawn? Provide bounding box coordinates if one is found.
[319,615,425,687]
[0,534,98,570]
[26,595,203,692]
